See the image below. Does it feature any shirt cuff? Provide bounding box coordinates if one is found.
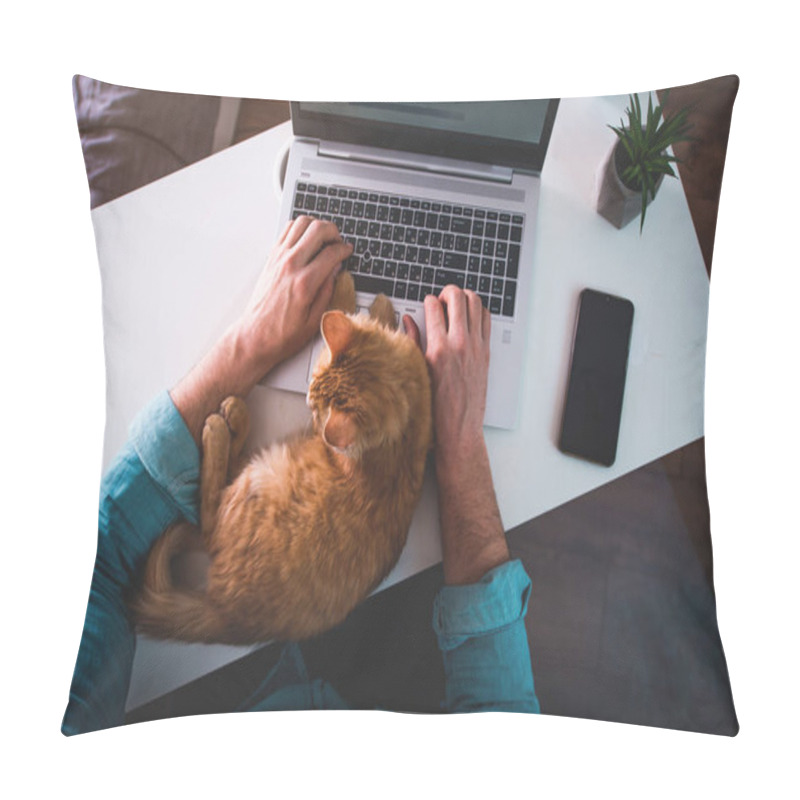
[129,390,201,524]
[433,559,532,651]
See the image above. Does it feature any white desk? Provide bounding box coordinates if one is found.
[91,94,708,710]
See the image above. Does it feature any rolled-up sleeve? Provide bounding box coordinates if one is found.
[62,391,200,735]
[433,559,540,714]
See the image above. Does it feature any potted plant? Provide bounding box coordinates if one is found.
[597,92,692,232]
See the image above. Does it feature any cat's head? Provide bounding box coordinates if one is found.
[307,310,428,458]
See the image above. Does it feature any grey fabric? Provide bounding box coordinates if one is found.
[73,75,221,208]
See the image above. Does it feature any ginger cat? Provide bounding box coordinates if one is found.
[133,272,432,645]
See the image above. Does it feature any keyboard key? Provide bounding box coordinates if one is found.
[468,256,480,272]
[369,193,378,202]
[294,193,305,208]
[481,258,493,274]
[348,190,358,199]
[479,293,489,308]
[356,220,368,236]
[353,202,365,218]
[470,238,482,254]
[451,217,471,234]
[406,246,419,262]
[390,196,400,206]
[475,209,486,219]
[494,260,505,276]
[507,244,520,278]
[354,274,394,296]
[422,267,434,283]
[490,296,502,314]
[418,248,431,265]
[411,199,421,209]
[393,244,406,260]
[368,241,381,256]
[512,214,524,224]
[426,213,438,229]
[495,241,507,259]
[365,204,377,219]
[381,242,393,258]
[479,275,491,293]
[359,257,372,274]
[497,224,509,240]
[483,240,495,257]
[377,205,389,221]
[488,211,498,220]
[318,186,328,195]
[317,199,328,212]
[510,226,522,242]
[492,277,504,295]
[341,199,353,215]
[431,250,443,267]
[485,222,497,238]
[500,212,511,222]
[472,220,484,236]
[394,281,408,299]
[333,216,344,230]
[368,222,380,238]
[405,228,418,244]
[432,202,442,212]
[356,238,368,254]
[393,226,405,242]
[443,234,455,250]
[398,263,410,280]
[401,209,414,225]
[443,252,467,270]
[435,269,465,288]
[431,232,442,248]
[417,229,430,246]
[438,216,451,232]
[407,284,420,301]
[297,182,307,191]
[384,261,397,278]
[372,259,385,276]
[358,191,368,200]
[305,196,317,211]
[466,273,478,290]
[381,223,393,239]
[414,211,426,227]
[307,184,318,193]
[410,265,422,282]
[380,195,389,203]
[389,207,401,223]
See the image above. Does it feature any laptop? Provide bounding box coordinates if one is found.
[262,99,560,429]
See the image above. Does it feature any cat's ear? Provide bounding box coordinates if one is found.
[323,407,357,451]
[321,310,355,359]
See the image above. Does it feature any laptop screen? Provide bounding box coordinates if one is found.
[291,99,559,174]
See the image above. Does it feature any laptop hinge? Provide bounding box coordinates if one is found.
[316,140,515,184]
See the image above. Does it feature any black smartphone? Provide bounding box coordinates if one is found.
[558,289,634,466]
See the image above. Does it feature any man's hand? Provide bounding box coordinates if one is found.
[404,286,509,586]
[235,216,354,379]
[170,216,352,445]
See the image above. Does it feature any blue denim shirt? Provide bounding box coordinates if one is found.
[62,392,539,734]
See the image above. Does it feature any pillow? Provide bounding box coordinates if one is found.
[63,75,739,735]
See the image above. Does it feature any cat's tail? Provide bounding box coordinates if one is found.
[131,521,234,644]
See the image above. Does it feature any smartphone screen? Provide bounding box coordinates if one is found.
[558,289,634,466]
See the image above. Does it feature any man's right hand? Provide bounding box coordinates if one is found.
[405,285,491,459]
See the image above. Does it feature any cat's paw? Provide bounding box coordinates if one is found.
[369,293,397,330]
[219,396,250,458]
[330,270,356,314]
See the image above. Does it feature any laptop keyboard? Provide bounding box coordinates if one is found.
[291,182,524,318]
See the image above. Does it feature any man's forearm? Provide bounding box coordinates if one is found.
[169,325,275,446]
[435,434,510,585]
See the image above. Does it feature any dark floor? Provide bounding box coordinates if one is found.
[73,76,739,735]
